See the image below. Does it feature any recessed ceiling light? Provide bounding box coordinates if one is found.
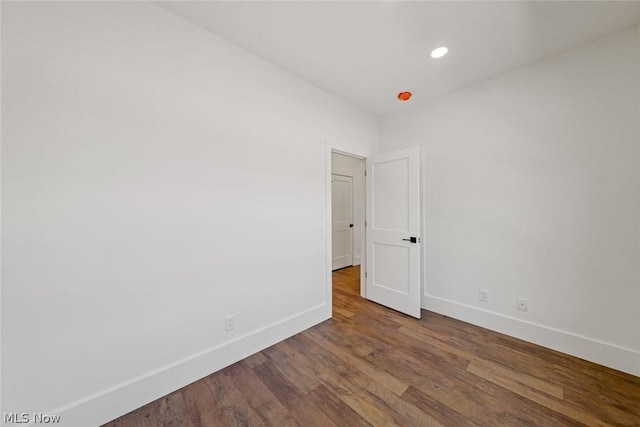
[430,46,448,59]
[397,91,412,101]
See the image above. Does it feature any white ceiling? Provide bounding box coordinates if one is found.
[157,1,640,116]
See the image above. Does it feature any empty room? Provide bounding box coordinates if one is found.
[2,1,639,426]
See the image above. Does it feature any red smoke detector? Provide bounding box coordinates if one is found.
[397,91,412,101]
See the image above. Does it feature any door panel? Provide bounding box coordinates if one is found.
[366,147,421,318]
[371,243,409,293]
[373,158,409,231]
[332,174,353,270]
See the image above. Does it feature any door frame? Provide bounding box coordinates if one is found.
[326,146,367,315]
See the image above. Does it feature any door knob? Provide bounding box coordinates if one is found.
[402,237,418,243]
[349,224,354,228]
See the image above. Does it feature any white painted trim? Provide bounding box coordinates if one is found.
[43,304,330,427]
[423,295,640,377]
[361,157,367,298]
[0,2,4,417]
[418,149,425,313]
[331,149,365,160]
[325,143,333,315]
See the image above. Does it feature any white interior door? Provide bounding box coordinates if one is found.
[365,146,421,318]
[332,174,353,270]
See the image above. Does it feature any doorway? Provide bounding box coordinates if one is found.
[327,146,422,319]
[330,150,365,297]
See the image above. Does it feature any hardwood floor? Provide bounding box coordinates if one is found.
[104,266,640,426]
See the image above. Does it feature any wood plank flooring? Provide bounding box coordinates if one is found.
[104,266,640,426]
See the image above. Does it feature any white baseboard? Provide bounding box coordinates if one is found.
[48,304,330,427]
[422,295,640,377]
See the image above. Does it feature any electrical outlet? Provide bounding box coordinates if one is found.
[517,298,528,312]
[225,314,235,331]
[479,289,489,302]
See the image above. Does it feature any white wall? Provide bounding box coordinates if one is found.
[331,152,364,266]
[1,2,376,425]
[380,27,640,375]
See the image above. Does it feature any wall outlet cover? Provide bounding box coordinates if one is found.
[225,314,235,331]
[517,298,528,312]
